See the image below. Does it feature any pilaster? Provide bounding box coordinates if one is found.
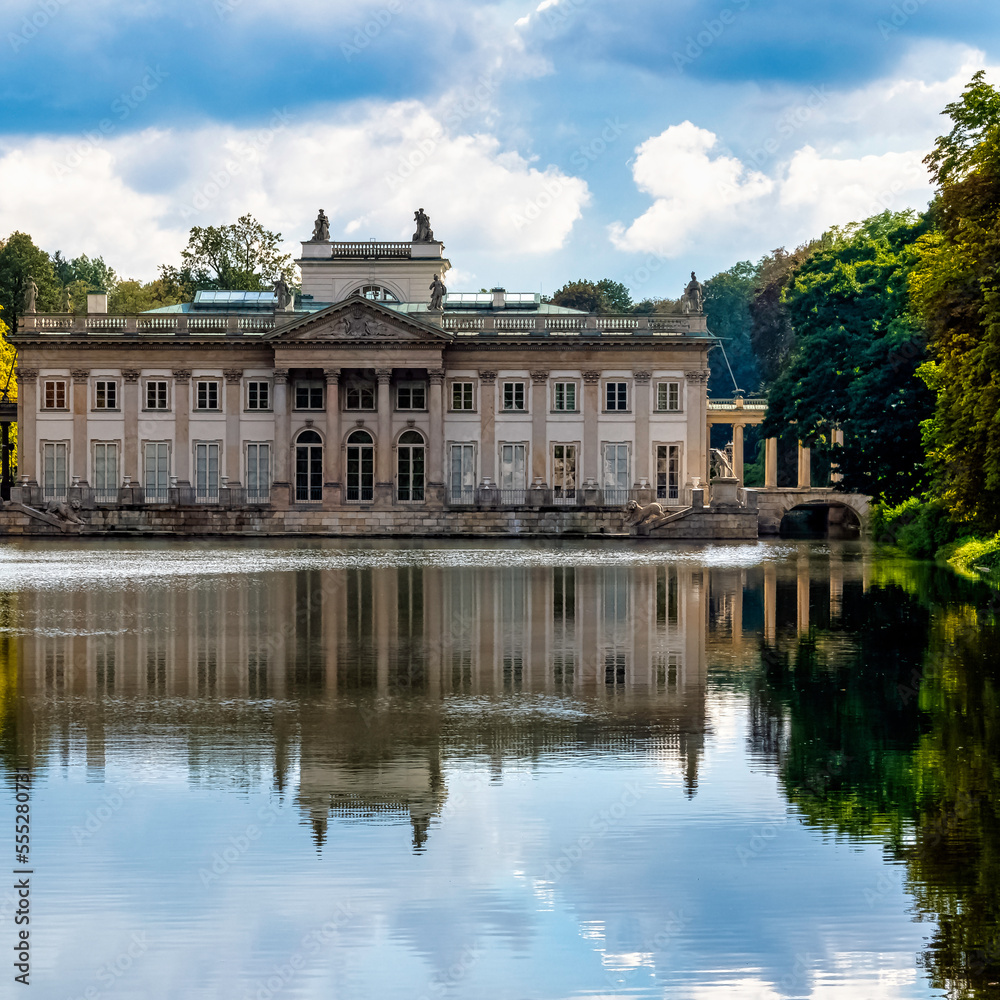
[478,371,497,482]
[171,370,191,485]
[324,368,341,498]
[530,370,549,483]
[224,369,243,485]
[582,371,601,486]
[375,368,393,486]
[72,369,89,483]
[122,369,141,485]
[17,369,38,482]
[428,368,445,486]
[633,370,651,484]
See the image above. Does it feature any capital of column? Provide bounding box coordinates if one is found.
[323,368,341,385]
[272,369,289,385]
[684,368,711,384]
[223,368,243,384]
[428,367,446,385]
[16,368,38,381]
[530,370,550,384]
[632,370,652,384]
[581,371,601,385]
[71,369,90,384]
[121,369,142,383]
[375,368,393,385]
[172,369,192,384]
[478,370,497,385]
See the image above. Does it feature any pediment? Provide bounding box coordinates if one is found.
[268,296,451,344]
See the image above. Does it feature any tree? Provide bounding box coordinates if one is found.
[550,278,633,314]
[763,211,935,503]
[0,232,61,332]
[108,268,195,314]
[910,72,1000,529]
[179,214,296,290]
[50,252,117,293]
[703,261,760,396]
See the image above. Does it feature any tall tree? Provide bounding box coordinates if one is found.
[180,214,296,290]
[703,261,760,396]
[550,278,633,313]
[910,71,1000,529]
[50,252,117,293]
[0,233,61,332]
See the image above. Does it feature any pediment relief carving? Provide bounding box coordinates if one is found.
[272,299,449,343]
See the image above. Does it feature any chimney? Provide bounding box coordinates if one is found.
[491,287,506,309]
[87,293,108,314]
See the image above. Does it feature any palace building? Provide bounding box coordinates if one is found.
[9,212,730,536]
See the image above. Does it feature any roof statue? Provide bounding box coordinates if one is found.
[272,276,292,311]
[310,209,330,242]
[412,208,434,243]
[429,273,447,310]
[682,271,704,316]
[23,276,38,315]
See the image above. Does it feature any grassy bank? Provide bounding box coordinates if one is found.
[945,533,1000,584]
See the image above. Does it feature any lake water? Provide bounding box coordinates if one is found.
[0,538,997,1000]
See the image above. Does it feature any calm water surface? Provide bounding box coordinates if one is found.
[0,538,998,1000]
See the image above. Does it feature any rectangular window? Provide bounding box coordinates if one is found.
[94,380,117,410]
[294,382,324,410]
[194,443,220,503]
[605,381,628,411]
[196,381,219,410]
[144,442,170,503]
[344,382,375,410]
[498,443,527,498]
[43,380,67,409]
[603,443,630,503]
[657,382,681,411]
[396,382,426,411]
[451,382,474,411]
[42,442,68,499]
[449,444,476,503]
[145,381,168,410]
[93,443,119,502]
[246,443,271,503]
[502,381,525,411]
[553,444,578,503]
[246,381,271,410]
[553,382,577,412]
[657,445,681,501]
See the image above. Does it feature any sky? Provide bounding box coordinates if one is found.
[1,0,999,300]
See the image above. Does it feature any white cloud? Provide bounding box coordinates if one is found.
[609,122,773,256]
[0,100,590,282]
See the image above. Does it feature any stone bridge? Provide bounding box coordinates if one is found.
[754,488,871,535]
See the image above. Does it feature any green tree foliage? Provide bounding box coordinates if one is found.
[910,71,1000,530]
[763,211,935,503]
[179,214,296,290]
[550,278,633,313]
[703,260,760,396]
[108,268,195,314]
[50,251,117,293]
[0,232,61,331]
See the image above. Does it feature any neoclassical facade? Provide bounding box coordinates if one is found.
[12,217,714,525]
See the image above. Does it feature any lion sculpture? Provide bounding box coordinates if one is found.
[624,499,666,525]
[44,498,86,525]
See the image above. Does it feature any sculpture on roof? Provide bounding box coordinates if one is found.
[682,271,704,315]
[272,276,292,311]
[23,276,38,315]
[413,208,434,242]
[311,209,330,242]
[429,273,447,311]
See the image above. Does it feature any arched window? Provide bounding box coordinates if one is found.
[295,430,323,502]
[355,284,399,303]
[346,430,374,502]
[397,430,425,502]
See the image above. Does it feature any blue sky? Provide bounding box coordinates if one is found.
[2,0,999,298]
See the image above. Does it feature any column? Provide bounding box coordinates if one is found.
[16,369,38,483]
[375,368,393,486]
[272,369,290,493]
[764,437,778,488]
[71,369,89,483]
[633,371,651,484]
[478,371,497,482]
[428,367,445,487]
[732,423,745,487]
[797,441,811,489]
[171,370,191,485]
[582,371,601,485]
[830,425,844,484]
[530,370,549,482]
[122,369,141,485]
[683,370,709,486]
[763,561,777,644]
[224,369,243,485]
[323,368,341,494]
